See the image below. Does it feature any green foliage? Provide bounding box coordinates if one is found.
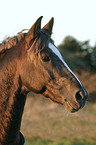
[58,36,96,71]
[59,36,81,52]
[85,47,96,70]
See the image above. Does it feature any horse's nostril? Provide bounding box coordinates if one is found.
[76,91,83,102]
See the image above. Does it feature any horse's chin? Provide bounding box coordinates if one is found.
[63,101,81,113]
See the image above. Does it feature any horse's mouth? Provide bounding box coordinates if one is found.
[63,101,82,113]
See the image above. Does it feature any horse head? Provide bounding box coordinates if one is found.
[19,16,88,113]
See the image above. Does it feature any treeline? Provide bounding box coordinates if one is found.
[58,36,96,72]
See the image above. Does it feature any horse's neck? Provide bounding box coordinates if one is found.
[0,59,27,145]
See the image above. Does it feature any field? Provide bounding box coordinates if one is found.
[21,92,96,145]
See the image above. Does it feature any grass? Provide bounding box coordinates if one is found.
[25,138,96,145]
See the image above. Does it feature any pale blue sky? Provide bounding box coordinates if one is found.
[0,0,96,46]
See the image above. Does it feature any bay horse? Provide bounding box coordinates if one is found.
[0,16,88,145]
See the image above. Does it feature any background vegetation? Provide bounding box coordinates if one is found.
[58,35,96,72]
[21,36,96,145]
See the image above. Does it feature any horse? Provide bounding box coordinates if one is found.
[0,16,88,145]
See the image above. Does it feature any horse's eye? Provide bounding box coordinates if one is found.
[42,56,50,62]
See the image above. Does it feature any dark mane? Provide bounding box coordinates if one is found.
[0,32,26,59]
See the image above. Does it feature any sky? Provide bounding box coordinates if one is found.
[0,0,96,46]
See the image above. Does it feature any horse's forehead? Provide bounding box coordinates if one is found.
[48,43,64,62]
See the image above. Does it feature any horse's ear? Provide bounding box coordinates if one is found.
[25,16,43,45]
[42,17,54,35]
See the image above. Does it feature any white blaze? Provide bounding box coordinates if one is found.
[48,42,83,87]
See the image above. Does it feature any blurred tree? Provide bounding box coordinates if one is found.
[58,35,96,72]
[85,46,96,70]
[58,36,81,52]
